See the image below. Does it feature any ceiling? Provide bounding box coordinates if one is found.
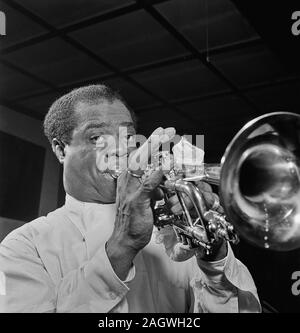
[1,0,300,161]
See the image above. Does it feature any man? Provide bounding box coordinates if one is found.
[0,84,260,312]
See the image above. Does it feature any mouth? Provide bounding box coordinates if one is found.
[96,155,127,180]
[102,169,122,181]
[102,172,116,181]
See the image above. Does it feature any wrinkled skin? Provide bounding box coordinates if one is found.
[158,181,227,262]
[54,99,226,280]
[60,100,136,203]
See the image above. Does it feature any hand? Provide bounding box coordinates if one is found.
[155,226,199,262]
[160,181,227,262]
[193,181,228,261]
[106,127,176,279]
[168,181,224,216]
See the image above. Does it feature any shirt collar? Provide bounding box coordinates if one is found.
[64,194,117,237]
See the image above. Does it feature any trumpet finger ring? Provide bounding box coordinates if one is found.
[127,169,144,178]
[211,195,220,210]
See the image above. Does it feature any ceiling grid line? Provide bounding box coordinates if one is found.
[134,76,300,113]
[0,0,171,55]
[1,0,298,125]
[136,0,263,116]
[7,38,262,104]
[1,0,201,123]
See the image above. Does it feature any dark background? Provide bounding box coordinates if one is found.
[1,0,300,312]
[0,130,45,221]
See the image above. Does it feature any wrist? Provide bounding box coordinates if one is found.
[196,240,228,262]
[106,237,138,281]
[106,237,138,261]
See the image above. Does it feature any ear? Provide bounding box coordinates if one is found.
[52,138,66,164]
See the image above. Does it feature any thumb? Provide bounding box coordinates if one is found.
[139,170,165,202]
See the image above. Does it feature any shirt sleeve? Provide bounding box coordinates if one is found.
[0,236,56,312]
[0,234,135,313]
[56,242,135,312]
[189,243,261,313]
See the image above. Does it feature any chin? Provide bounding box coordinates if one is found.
[97,176,117,203]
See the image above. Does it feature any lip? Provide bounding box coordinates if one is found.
[102,172,116,181]
[96,155,126,180]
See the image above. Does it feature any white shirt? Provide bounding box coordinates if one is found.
[0,195,261,313]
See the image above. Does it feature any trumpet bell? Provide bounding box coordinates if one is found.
[220,112,300,251]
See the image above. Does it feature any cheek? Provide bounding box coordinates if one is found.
[66,148,97,175]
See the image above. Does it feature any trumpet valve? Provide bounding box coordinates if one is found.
[208,221,218,233]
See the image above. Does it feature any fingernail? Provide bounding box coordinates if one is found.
[153,127,164,135]
[160,133,170,143]
[164,127,176,138]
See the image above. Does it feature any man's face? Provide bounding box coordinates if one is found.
[63,99,136,203]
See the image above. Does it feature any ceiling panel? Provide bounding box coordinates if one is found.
[103,77,158,109]
[70,9,187,70]
[177,96,256,160]
[211,44,295,88]
[136,107,194,136]
[246,81,300,114]
[2,38,111,86]
[156,0,258,51]
[12,0,134,28]
[137,96,255,161]
[0,1,47,49]
[1,0,300,131]
[178,95,254,127]
[17,92,62,116]
[0,63,46,99]
[132,59,228,101]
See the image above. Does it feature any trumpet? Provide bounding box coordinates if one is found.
[153,112,300,253]
[153,164,239,255]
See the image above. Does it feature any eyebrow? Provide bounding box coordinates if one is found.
[82,121,135,132]
[83,122,107,132]
[120,122,135,128]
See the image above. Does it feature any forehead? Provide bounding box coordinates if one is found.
[74,100,133,128]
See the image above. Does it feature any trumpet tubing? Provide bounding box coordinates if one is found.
[154,112,300,252]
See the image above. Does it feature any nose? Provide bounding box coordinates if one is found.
[111,144,126,157]
[108,136,130,158]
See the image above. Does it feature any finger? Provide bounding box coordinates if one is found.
[167,193,191,207]
[202,192,224,213]
[151,187,164,201]
[201,191,216,208]
[129,127,176,173]
[186,237,193,249]
[117,169,141,195]
[129,127,162,173]
[209,193,221,211]
[195,184,218,210]
[159,151,174,174]
[181,235,188,245]
[216,203,225,214]
[195,181,213,193]
[139,169,165,201]
[170,202,183,215]
[160,127,176,144]
[177,243,194,252]
[166,194,179,206]
[167,193,193,215]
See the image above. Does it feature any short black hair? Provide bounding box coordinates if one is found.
[43,84,136,144]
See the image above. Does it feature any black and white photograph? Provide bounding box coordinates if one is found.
[0,0,300,317]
